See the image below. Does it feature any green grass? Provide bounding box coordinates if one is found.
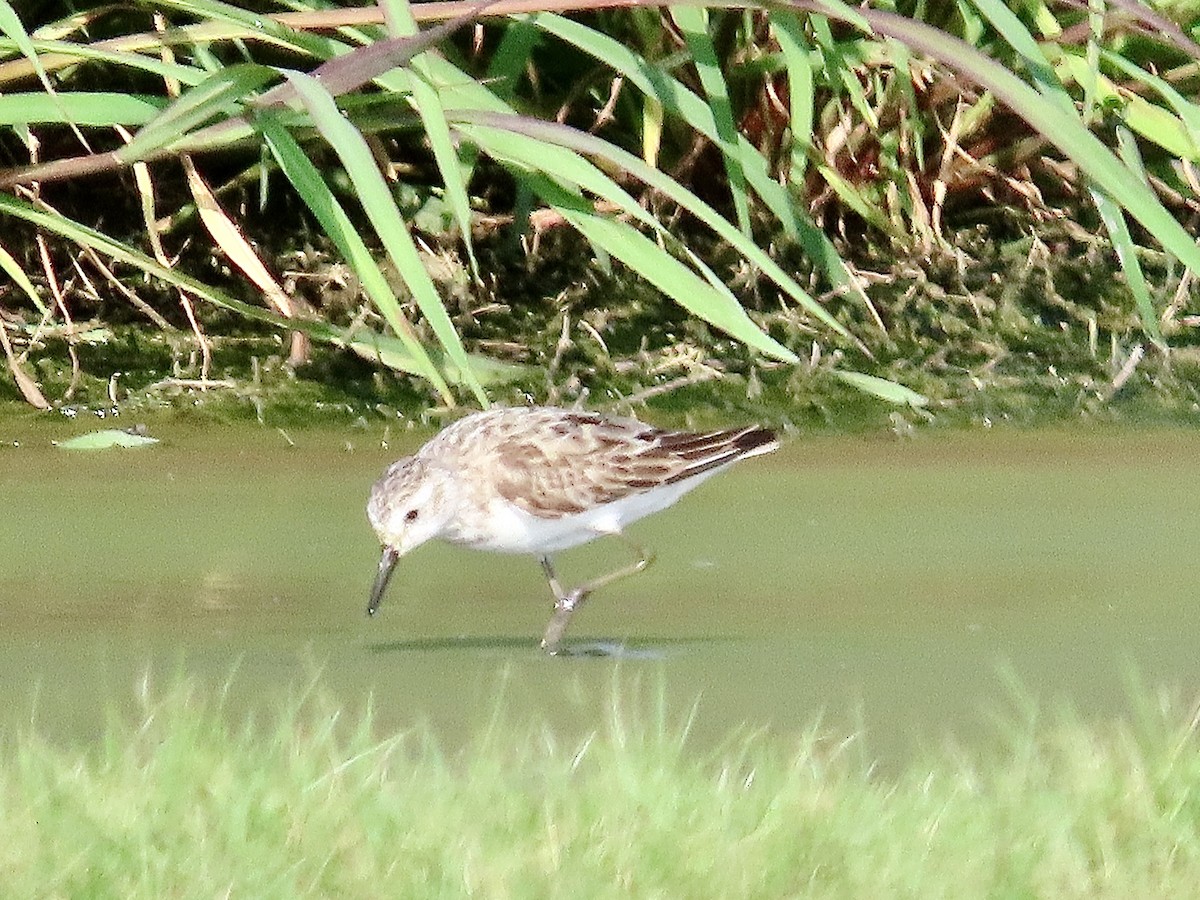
[4,1,1200,413]
[4,679,1200,897]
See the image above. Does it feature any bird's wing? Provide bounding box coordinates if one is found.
[489,409,773,519]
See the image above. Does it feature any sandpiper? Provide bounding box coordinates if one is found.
[366,406,778,654]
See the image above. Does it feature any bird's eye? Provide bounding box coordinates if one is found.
[404,509,420,522]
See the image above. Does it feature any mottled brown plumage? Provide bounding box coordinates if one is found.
[483,410,773,517]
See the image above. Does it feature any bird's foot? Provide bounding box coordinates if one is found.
[540,589,592,655]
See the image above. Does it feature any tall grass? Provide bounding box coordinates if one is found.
[1,1,1198,409]
[3,677,1200,896]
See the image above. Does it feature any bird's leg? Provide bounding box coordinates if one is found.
[577,536,657,596]
[538,539,657,655]
[540,555,567,603]
[539,555,574,655]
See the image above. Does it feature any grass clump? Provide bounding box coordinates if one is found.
[3,679,1200,897]
[4,1,1200,419]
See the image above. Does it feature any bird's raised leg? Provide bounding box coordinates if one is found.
[538,538,657,655]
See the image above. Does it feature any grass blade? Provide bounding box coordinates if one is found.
[833,370,928,406]
[671,6,751,236]
[0,2,88,147]
[0,37,208,88]
[254,111,454,399]
[771,11,815,183]
[0,315,50,410]
[527,172,798,363]
[279,69,488,407]
[0,92,165,127]
[180,155,295,319]
[1091,187,1163,348]
[118,63,278,163]
[453,113,850,340]
[0,237,48,315]
[381,0,480,282]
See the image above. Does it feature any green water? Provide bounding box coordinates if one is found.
[3,419,1199,756]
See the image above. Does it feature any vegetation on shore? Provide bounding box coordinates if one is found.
[1,1,1199,425]
[3,676,1200,897]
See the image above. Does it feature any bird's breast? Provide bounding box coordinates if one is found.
[439,475,706,555]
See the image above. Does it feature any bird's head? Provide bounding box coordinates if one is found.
[365,456,452,616]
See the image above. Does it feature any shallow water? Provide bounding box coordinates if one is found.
[3,418,1199,757]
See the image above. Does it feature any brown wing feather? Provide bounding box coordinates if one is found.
[488,409,775,519]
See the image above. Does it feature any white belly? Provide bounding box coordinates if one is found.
[444,469,722,555]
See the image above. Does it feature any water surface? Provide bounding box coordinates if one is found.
[3,420,1198,757]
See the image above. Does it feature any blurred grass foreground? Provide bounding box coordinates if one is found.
[2,676,1199,897]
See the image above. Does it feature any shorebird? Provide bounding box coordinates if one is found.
[365,406,778,654]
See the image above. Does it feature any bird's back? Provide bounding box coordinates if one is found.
[420,406,776,521]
